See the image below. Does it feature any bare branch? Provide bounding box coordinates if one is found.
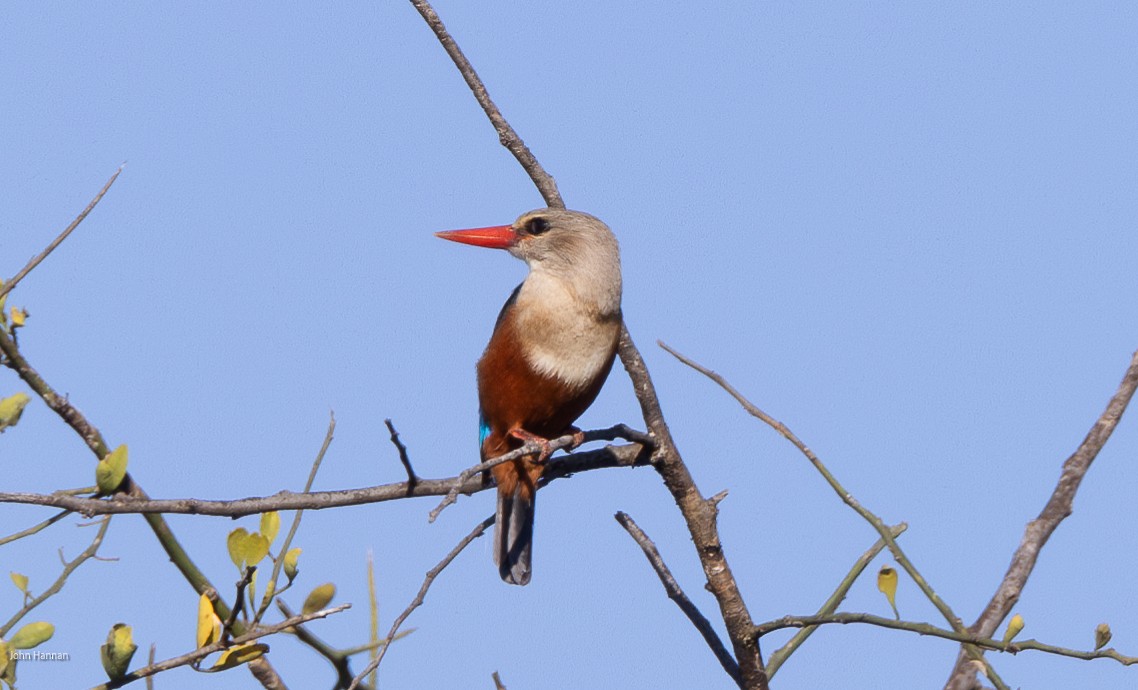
[616,511,741,685]
[0,166,123,301]
[0,516,112,637]
[658,341,1002,685]
[618,328,767,689]
[384,418,417,489]
[0,434,648,517]
[407,0,562,208]
[349,515,495,689]
[944,348,1138,689]
[755,612,1138,666]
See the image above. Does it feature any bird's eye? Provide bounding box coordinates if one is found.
[526,217,550,235]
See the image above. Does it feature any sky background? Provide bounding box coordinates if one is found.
[2,2,1137,688]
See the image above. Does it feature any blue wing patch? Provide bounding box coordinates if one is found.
[478,411,490,449]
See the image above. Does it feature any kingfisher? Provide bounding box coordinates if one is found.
[436,208,623,585]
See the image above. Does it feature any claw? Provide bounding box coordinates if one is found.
[508,428,555,464]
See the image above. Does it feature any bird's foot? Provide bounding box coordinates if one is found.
[508,428,555,464]
[564,426,587,452]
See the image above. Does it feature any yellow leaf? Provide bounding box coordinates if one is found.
[876,565,899,620]
[260,511,280,545]
[212,642,268,670]
[9,572,29,595]
[100,623,137,680]
[301,583,336,615]
[196,593,222,649]
[0,393,30,432]
[227,528,250,570]
[242,533,270,568]
[1095,622,1112,651]
[1002,613,1024,645]
[0,641,8,681]
[96,444,129,494]
[9,308,26,328]
[283,548,301,584]
[9,622,54,650]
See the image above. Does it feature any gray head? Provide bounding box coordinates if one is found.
[436,207,622,314]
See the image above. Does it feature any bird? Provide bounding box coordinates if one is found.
[436,208,622,585]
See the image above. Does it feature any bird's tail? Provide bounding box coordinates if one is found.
[494,486,534,586]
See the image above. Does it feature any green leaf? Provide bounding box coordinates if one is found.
[211,642,268,670]
[0,393,30,433]
[259,511,280,545]
[100,623,137,680]
[283,548,301,584]
[96,444,129,494]
[9,622,54,650]
[301,583,335,615]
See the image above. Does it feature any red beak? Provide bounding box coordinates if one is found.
[435,224,516,249]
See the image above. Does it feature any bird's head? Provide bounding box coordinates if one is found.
[436,208,621,278]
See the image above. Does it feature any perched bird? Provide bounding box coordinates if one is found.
[436,208,622,585]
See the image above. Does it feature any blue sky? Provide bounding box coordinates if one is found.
[2,2,1137,688]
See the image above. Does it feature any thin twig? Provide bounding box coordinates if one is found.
[944,349,1138,689]
[254,413,336,624]
[221,567,256,642]
[407,0,563,208]
[492,671,508,690]
[385,419,417,490]
[90,604,351,689]
[0,166,123,301]
[755,612,1138,666]
[0,515,112,636]
[616,511,741,684]
[349,515,495,689]
[0,508,72,546]
[766,524,907,677]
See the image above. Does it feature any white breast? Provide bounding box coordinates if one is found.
[513,272,619,390]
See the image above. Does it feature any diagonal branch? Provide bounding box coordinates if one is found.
[616,511,741,685]
[618,328,767,689]
[944,348,1138,689]
[0,165,123,301]
[766,523,907,677]
[407,0,562,208]
[348,515,495,689]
